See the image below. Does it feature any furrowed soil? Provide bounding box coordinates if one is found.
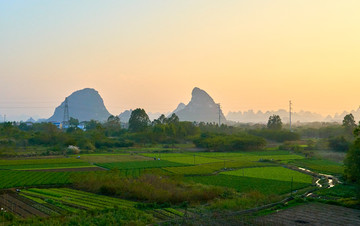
[255,202,360,225]
[0,193,49,218]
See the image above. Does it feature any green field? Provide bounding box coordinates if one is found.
[96,160,190,170]
[143,151,304,164]
[290,159,344,175]
[186,174,311,195]
[164,161,274,175]
[185,166,313,194]
[72,153,153,163]
[142,153,223,164]
[221,166,313,184]
[0,158,93,170]
[0,170,76,188]
[0,158,84,165]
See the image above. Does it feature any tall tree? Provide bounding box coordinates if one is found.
[128,108,150,132]
[342,113,356,134]
[69,117,79,127]
[167,113,179,124]
[107,115,121,127]
[267,115,282,130]
[344,123,360,197]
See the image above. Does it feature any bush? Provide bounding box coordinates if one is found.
[328,136,350,152]
[72,171,225,204]
[193,133,266,151]
[248,129,300,142]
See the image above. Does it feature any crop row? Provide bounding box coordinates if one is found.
[21,188,136,210]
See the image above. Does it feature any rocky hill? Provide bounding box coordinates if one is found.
[173,87,226,123]
[48,88,111,122]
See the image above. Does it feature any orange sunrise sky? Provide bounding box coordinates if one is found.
[1,0,360,120]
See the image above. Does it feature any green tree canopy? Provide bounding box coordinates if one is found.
[69,117,79,127]
[106,115,120,127]
[128,108,150,132]
[267,115,282,130]
[342,113,356,134]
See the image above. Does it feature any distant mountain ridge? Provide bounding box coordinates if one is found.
[173,87,226,123]
[40,87,360,124]
[227,108,360,123]
[48,88,111,122]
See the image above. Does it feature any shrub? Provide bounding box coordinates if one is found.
[72,171,225,204]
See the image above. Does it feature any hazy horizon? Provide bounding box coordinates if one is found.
[2,1,360,121]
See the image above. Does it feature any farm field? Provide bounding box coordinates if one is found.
[0,149,352,224]
[143,151,304,164]
[96,160,190,170]
[142,153,223,164]
[186,174,311,195]
[0,158,94,170]
[20,188,136,211]
[0,170,77,189]
[72,153,153,163]
[209,154,304,162]
[6,188,184,221]
[164,161,274,175]
[289,159,344,175]
[221,166,313,184]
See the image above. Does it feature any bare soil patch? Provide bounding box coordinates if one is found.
[255,202,360,225]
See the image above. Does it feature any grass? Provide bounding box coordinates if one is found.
[290,158,344,175]
[96,160,190,170]
[221,166,313,184]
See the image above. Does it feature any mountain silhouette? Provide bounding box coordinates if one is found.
[174,87,226,123]
[48,88,111,122]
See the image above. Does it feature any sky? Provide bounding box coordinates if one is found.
[1,0,360,121]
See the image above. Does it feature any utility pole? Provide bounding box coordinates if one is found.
[289,100,292,132]
[63,97,69,128]
[217,103,221,126]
